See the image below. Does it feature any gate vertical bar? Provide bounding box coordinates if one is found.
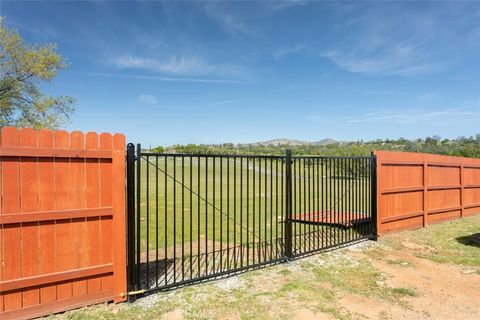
[285,150,293,259]
[135,143,141,291]
[370,153,378,240]
[126,143,136,301]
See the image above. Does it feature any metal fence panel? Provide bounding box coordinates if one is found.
[127,145,376,297]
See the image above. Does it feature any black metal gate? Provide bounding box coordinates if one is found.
[126,145,377,298]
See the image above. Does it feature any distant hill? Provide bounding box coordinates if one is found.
[313,138,338,145]
[252,138,338,146]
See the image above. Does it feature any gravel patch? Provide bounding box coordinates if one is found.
[214,276,245,291]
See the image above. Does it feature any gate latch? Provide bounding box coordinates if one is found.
[120,289,146,298]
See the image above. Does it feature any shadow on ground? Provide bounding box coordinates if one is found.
[456,233,480,248]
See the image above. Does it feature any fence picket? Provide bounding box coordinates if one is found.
[99,133,114,292]
[2,127,22,311]
[20,128,40,307]
[37,129,57,303]
[85,132,102,294]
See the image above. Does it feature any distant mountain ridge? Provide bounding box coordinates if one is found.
[251,138,338,146]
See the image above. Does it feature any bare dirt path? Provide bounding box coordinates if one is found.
[339,243,480,319]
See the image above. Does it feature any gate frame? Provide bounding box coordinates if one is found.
[125,146,378,299]
[370,152,378,241]
[126,143,137,300]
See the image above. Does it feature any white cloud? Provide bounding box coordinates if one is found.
[187,98,243,110]
[317,3,479,76]
[418,92,441,101]
[203,1,304,37]
[273,44,307,59]
[203,3,253,36]
[350,89,403,96]
[348,108,480,125]
[211,99,241,106]
[110,55,245,78]
[137,94,157,105]
[83,71,245,84]
[321,46,438,76]
[113,55,200,75]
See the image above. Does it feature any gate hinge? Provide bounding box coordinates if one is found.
[120,289,146,298]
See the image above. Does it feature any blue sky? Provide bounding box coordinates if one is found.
[2,1,480,146]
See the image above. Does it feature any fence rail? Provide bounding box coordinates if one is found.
[127,145,376,296]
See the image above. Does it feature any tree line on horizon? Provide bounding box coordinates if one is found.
[151,135,480,158]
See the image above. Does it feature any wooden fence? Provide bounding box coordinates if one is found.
[0,127,127,320]
[375,150,480,235]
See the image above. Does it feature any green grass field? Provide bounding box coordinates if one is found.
[136,156,372,253]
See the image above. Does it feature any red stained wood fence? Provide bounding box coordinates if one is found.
[375,150,480,235]
[0,127,127,319]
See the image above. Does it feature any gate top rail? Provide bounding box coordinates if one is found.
[138,151,371,160]
[138,152,285,158]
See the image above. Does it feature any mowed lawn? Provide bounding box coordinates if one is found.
[49,214,480,320]
[135,155,372,252]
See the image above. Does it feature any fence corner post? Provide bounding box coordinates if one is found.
[285,149,293,259]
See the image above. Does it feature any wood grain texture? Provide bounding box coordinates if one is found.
[99,134,113,293]
[1,127,22,311]
[19,128,40,307]
[0,208,113,224]
[0,147,112,158]
[37,129,57,304]
[70,131,88,297]
[112,134,127,302]
[54,130,73,300]
[85,132,102,295]
[1,264,113,293]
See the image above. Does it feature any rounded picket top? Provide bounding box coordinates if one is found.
[113,133,126,150]
[70,131,85,150]
[19,127,37,148]
[37,129,55,148]
[99,132,113,150]
[85,132,99,150]
[1,126,20,146]
[55,130,70,149]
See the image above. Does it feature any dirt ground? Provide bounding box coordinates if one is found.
[340,244,480,320]
[50,215,480,320]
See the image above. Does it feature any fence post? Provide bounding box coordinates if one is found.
[126,143,136,301]
[135,143,142,292]
[370,152,378,240]
[285,149,293,259]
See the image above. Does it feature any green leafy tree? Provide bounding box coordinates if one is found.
[152,146,164,154]
[0,18,74,129]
